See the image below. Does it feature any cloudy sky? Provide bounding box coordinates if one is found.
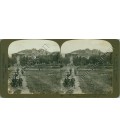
[8,40,60,56]
[61,39,113,54]
[8,39,113,56]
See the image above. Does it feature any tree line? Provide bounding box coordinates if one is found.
[8,52,112,67]
[20,53,61,66]
[73,52,112,66]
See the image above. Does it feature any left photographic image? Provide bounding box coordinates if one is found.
[8,40,61,94]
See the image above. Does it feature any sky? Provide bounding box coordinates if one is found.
[8,40,60,56]
[61,40,113,54]
[8,39,113,56]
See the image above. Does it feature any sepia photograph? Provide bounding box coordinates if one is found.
[8,39,113,95]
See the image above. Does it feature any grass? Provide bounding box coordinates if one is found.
[77,69,112,94]
[10,67,113,94]
[25,69,62,94]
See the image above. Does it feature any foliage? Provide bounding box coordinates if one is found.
[8,56,17,67]
[17,52,112,67]
[73,52,112,66]
[20,52,61,66]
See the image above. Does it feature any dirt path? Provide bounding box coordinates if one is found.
[60,55,83,94]
[71,67,83,94]
[60,66,83,94]
[19,68,30,94]
[8,66,31,94]
[8,57,31,94]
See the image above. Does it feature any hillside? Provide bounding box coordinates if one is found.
[72,48,103,55]
[16,48,112,59]
[18,48,50,56]
[66,49,106,59]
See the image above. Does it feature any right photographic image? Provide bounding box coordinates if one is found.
[60,40,113,94]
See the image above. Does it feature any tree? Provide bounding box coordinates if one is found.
[8,56,17,67]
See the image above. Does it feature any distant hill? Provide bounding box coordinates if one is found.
[18,48,50,57]
[66,49,105,59]
[16,48,111,59]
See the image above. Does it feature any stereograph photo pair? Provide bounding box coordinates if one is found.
[0,39,119,98]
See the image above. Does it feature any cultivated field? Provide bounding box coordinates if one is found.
[77,69,113,94]
[24,68,113,94]
[25,69,63,94]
